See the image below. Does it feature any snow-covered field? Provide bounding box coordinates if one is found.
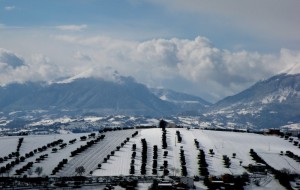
[1,128,299,184]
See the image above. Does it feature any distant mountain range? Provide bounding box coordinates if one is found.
[0,76,208,117]
[0,73,299,129]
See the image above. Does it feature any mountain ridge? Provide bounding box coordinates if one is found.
[204,73,300,128]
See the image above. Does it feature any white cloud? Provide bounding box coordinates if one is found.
[4,6,15,11]
[74,51,92,62]
[56,24,87,31]
[1,34,299,102]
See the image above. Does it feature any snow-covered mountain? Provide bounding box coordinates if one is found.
[151,88,211,115]
[0,77,178,117]
[204,73,300,128]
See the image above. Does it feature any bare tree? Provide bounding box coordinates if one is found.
[75,166,85,176]
[27,168,33,176]
[35,167,43,176]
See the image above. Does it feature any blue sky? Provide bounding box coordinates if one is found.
[0,0,300,102]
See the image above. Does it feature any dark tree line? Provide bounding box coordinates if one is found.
[162,130,167,149]
[130,144,137,175]
[70,135,105,157]
[15,162,33,175]
[132,131,138,138]
[52,159,68,175]
[140,138,147,175]
[179,148,187,176]
[152,145,158,175]
[198,149,209,176]
[16,137,24,152]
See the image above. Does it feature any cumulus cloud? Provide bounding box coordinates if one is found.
[1,35,300,102]
[53,35,300,100]
[56,24,87,31]
[0,50,62,85]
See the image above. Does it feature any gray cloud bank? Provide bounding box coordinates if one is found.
[0,36,299,102]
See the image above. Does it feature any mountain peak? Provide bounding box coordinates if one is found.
[207,73,300,128]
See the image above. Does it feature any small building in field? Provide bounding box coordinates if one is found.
[248,163,267,174]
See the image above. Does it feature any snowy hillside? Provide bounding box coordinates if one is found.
[1,127,300,189]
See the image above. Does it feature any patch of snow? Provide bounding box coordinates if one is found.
[159,94,168,101]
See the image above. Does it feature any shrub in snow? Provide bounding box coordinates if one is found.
[152,168,157,175]
[163,160,168,168]
[130,165,135,174]
[232,153,236,158]
[131,151,136,159]
[163,169,169,175]
[223,155,231,168]
[88,133,96,138]
[69,139,77,144]
[163,151,168,157]
[132,144,136,151]
[152,160,157,168]
[176,130,182,143]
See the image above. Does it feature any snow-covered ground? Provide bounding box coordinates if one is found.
[1,128,299,189]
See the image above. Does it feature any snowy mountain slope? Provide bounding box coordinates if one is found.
[151,88,211,114]
[204,73,300,129]
[0,77,177,117]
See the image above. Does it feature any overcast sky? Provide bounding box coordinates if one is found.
[0,0,300,102]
